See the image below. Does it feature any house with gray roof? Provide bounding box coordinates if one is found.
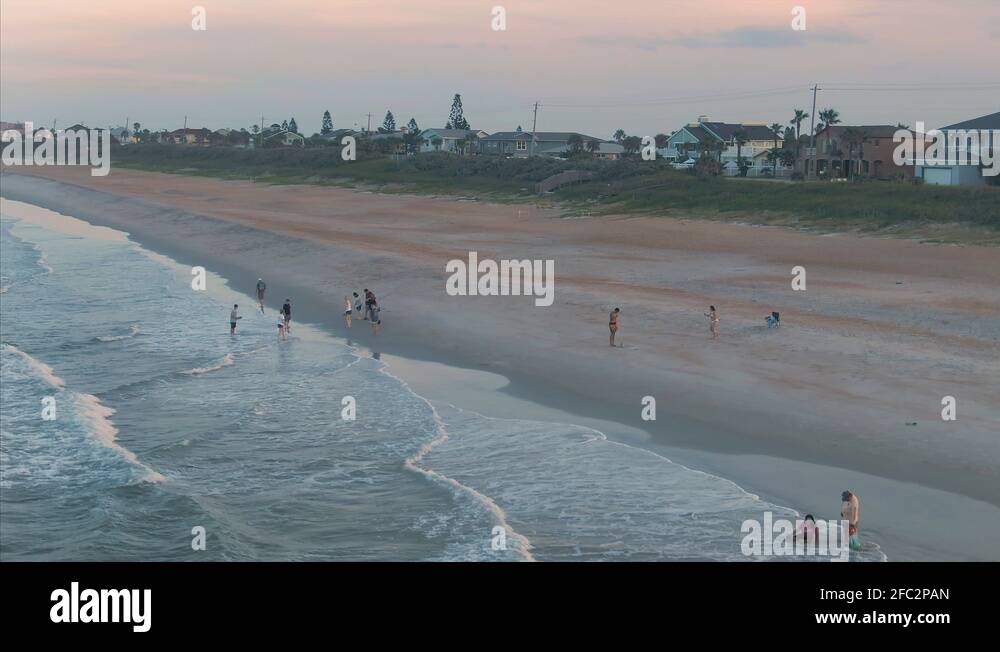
[663,117,784,170]
[914,111,999,186]
[479,129,611,158]
[420,128,488,154]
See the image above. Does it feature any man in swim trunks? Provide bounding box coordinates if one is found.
[230,304,241,335]
[256,278,266,313]
[841,490,861,550]
[609,307,620,347]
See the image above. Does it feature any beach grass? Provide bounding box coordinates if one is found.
[110,144,1000,244]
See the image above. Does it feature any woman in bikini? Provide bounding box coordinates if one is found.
[609,307,620,347]
[704,306,719,339]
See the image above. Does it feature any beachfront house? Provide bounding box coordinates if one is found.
[419,128,488,154]
[801,125,916,181]
[913,112,1000,186]
[165,127,212,146]
[263,129,305,148]
[663,117,784,175]
[478,129,611,158]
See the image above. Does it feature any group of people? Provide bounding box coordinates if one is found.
[608,305,781,344]
[607,305,720,346]
[231,278,380,339]
[792,491,862,551]
[344,288,380,334]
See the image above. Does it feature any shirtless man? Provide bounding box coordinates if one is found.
[841,490,861,550]
[609,307,620,347]
[256,278,266,313]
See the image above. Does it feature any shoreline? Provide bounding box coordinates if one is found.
[3,169,999,560]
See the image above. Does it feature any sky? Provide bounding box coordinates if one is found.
[2,0,999,138]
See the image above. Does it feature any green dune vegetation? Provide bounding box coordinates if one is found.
[110,144,1000,244]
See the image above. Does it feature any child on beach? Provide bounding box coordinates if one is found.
[704,306,720,339]
[230,304,242,335]
[277,316,287,340]
[344,295,353,328]
[609,307,620,347]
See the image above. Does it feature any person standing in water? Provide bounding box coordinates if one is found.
[370,304,381,335]
[343,295,353,328]
[256,278,266,313]
[230,304,242,335]
[841,491,861,550]
[608,307,620,347]
[282,299,292,333]
[363,289,378,322]
[277,315,287,340]
[704,305,720,339]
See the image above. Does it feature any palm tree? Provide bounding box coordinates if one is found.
[768,123,784,175]
[842,127,864,179]
[613,129,626,144]
[733,129,749,176]
[790,109,809,142]
[567,133,584,153]
[622,135,642,156]
[462,132,478,156]
[816,108,841,133]
[586,139,601,157]
[654,133,669,150]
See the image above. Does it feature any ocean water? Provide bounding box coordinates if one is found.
[0,200,883,561]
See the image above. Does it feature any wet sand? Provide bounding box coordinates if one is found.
[3,166,999,560]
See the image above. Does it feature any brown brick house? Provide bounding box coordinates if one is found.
[801,125,916,180]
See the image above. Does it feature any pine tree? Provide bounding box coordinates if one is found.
[447,94,470,130]
[321,111,333,135]
[288,117,298,134]
[407,117,418,132]
[381,111,396,133]
[282,120,289,131]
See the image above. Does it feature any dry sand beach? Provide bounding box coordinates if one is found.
[3,166,999,560]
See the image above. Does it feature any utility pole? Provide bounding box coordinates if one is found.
[366,112,373,134]
[809,84,820,148]
[530,101,539,157]
[260,114,265,147]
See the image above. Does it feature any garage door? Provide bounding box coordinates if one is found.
[923,167,953,185]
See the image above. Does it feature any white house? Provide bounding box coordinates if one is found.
[264,130,305,147]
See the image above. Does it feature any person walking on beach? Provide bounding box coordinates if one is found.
[230,304,242,335]
[256,278,266,314]
[363,289,378,322]
[277,315,287,341]
[282,299,292,333]
[344,295,353,328]
[841,491,861,550]
[704,305,720,339]
[353,291,363,315]
[609,307,620,347]
[370,304,381,335]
